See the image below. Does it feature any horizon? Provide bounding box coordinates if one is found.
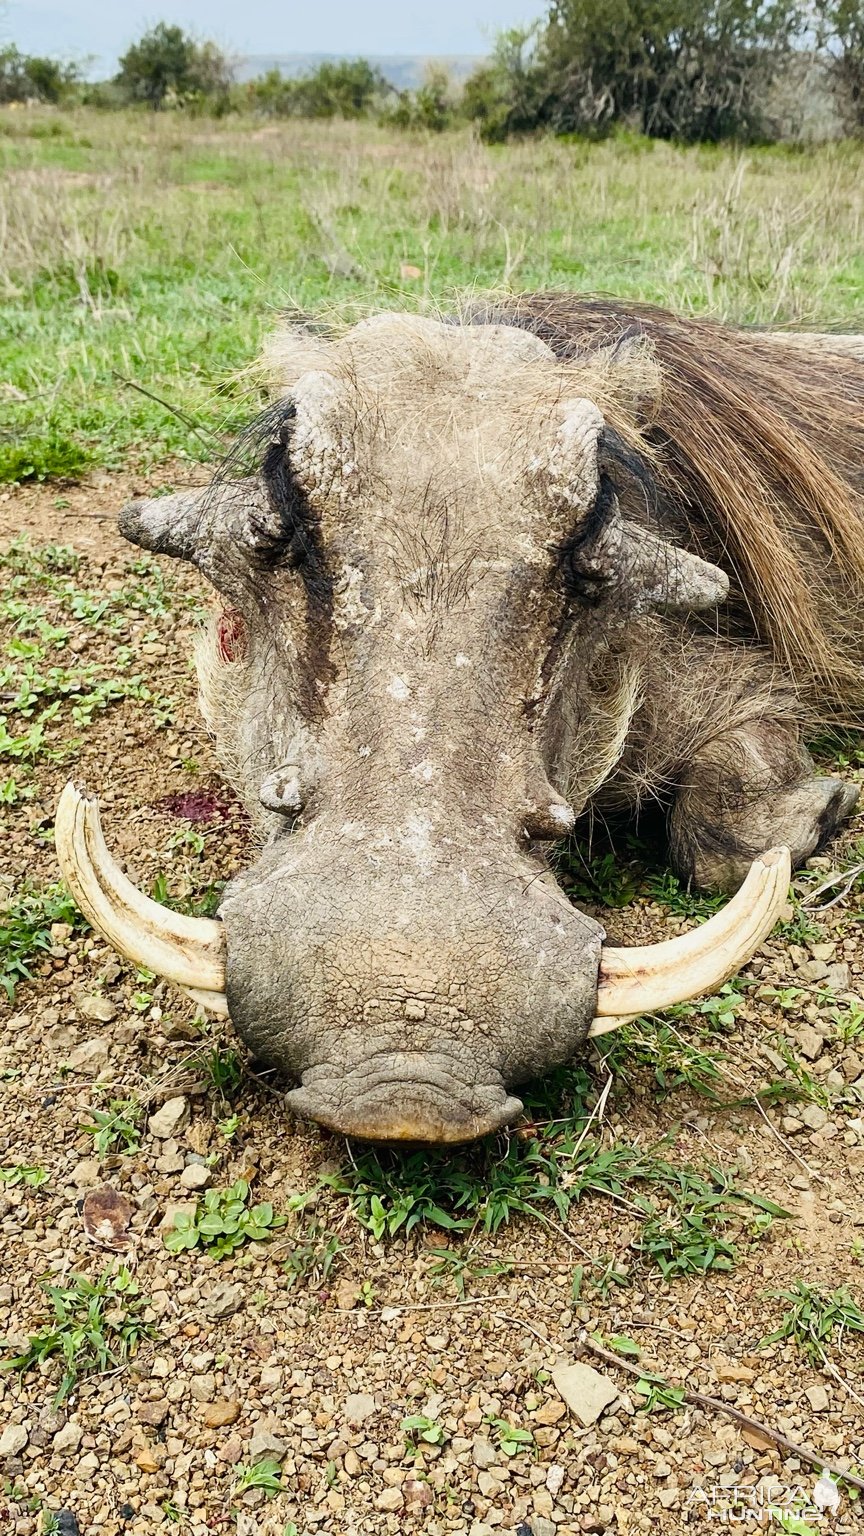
[4,0,546,76]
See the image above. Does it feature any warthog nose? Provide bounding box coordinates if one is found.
[286,1058,524,1144]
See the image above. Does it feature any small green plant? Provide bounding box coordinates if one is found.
[426,1245,514,1298]
[486,1416,535,1456]
[759,1281,864,1362]
[233,1458,283,1499]
[633,1369,687,1414]
[0,881,82,1000]
[206,1047,244,1102]
[644,869,726,920]
[163,1179,285,1258]
[218,1113,241,1139]
[2,1267,154,1403]
[282,1218,346,1289]
[557,846,642,908]
[82,1098,142,1155]
[0,1165,48,1188]
[402,1414,448,1449]
[635,1200,739,1278]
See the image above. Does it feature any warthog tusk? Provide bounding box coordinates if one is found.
[55,782,228,1007]
[590,845,791,1030]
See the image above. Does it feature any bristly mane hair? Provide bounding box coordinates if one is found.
[474,294,864,727]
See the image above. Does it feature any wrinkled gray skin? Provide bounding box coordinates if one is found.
[119,315,856,1142]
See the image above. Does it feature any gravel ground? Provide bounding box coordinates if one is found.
[1,474,863,1536]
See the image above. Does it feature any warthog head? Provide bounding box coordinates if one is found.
[57,314,790,1141]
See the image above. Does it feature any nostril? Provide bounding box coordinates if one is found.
[260,765,304,815]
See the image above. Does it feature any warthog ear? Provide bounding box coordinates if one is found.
[119,477,272,562]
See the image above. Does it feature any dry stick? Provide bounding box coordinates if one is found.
[576,1331,864,1495]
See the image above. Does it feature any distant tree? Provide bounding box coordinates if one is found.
[462,28,546,141]
[816,0,864,133]
[538,0,802,142]
[385,63,457,130]
[0,44,79,104]
[115,23,232,109]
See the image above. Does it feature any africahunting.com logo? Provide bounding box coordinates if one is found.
[687,1470,845,1527]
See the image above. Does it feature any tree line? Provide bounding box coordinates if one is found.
[3,4,864,143]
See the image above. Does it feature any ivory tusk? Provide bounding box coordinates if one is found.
[591,845,791,1026]
[55,781,227,995]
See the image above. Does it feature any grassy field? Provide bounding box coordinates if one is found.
[2,107,863,484]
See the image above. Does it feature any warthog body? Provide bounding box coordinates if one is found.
[71,295,864,1141]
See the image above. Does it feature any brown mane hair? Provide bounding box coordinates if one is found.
[481,293,864,727]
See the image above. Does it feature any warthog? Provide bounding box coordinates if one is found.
[57,295,864,1142]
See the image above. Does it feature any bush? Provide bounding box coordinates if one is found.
[818,0,864,135]
[246,58,388,119]
[463,1,803,144]
[384,64,458,131]
[115,23,232,110]
[0,45,79,104]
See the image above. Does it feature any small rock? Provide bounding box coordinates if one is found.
[782,1116,805,1134]
[531,1522,556,1536]
[76,993,117,1023]
[148,1096,190,1139]
[472,1437,498,1468]
[135,1446,161,1473]
[66,1037,110,1075]
[798,960,829,984]
[54,1514,80,1536]
[824,962,850,992]
[805,1383,830,1412]
[180,1163,212,1191]
[0,1423,28,1456]
[155,1149,185,1175]
[545,1463,565,1495]
[715,1359,755,1384]
[551,1360,618,1427]
[842,1049,863,1082]
[202,1400,241,1428]
[248,1429,285,1462]
[71,1158,101,1188]
[260,1366,281,1389]
[204,1282,244,1319]
[654,1458,672,1477]
[403,1477,433,1508]
[343,1392,377,1425]
[376,1487,403,1512]
[190,1374,217,1402]
[801,1104,829,1131]
[795,1024,825,1061]
[344,1448,362,1476]
[52,1421,83,1456]
[534,1398,566,1426]
[138,1401,168,1428]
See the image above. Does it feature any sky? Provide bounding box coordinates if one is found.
[6,1,546,72]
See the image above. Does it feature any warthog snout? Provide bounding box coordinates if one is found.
[217,828,606,1142]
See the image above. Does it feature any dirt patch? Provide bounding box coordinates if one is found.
[1,476,862,1536]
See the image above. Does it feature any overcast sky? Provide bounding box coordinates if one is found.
[7,1,545,71]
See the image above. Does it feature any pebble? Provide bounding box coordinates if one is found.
[472,1437,498,1468]
[795,1024,825,1061]
[71,1158,102,1188]
[52,1422,83,1456]
[801,1104,829,1131]
[343,1392,377,1424]
[148,1096,190,1139]
[248,1430,286,1461]
[202,1400,241,1428]
[66,1037,110,1074]
[180,1162,212,1190]
[138,1402,168,1428]
[805,1384,830,1412]
[75,993,116,1022]
[375,1488,403,1511]
[0,1424,28,1456]
[551,1360,618,1426]
[204,1282,244,1319]
[190,1374,217,1402]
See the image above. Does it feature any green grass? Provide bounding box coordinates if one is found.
[0,879,82,1000]
[2,110,863,483]
[2,1267,154,1404]
[322,1128,788,1283]
[760,1280,864,1362]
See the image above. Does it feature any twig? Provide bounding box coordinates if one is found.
[576,1331,864,1494]
[802,861,864,911]
[336,1293,515,1316]
[110,371,219,452]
